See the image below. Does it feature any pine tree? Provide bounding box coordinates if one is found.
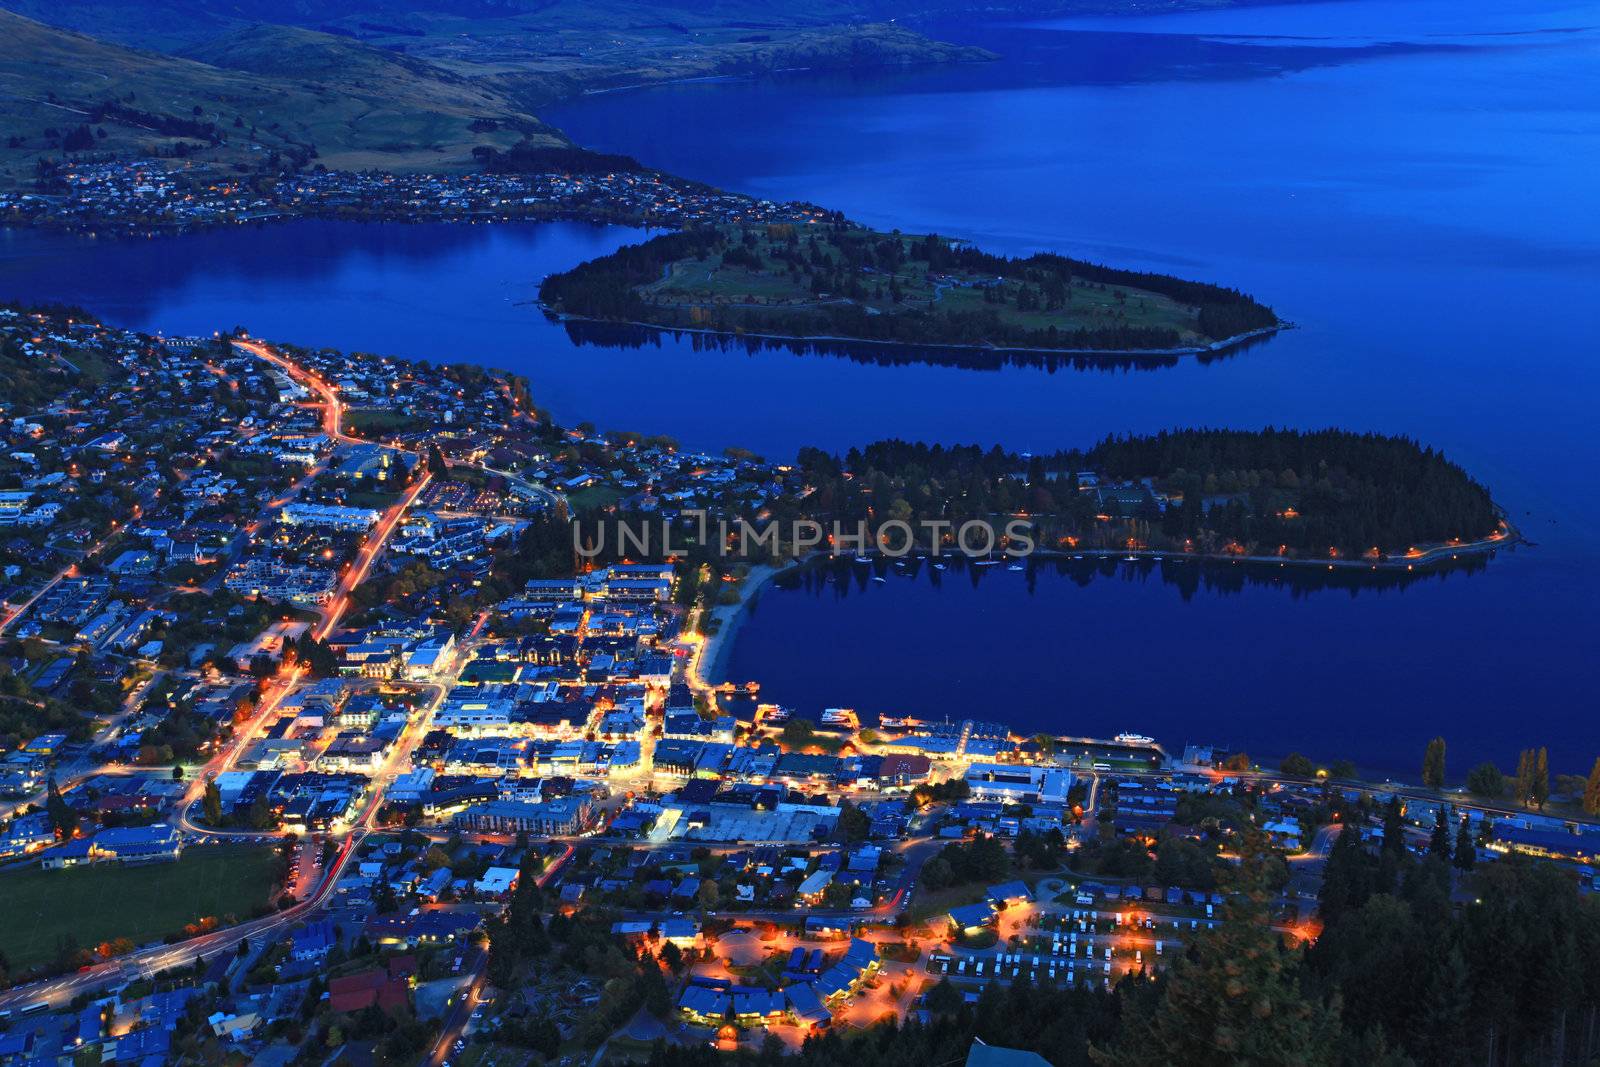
[1428,805,1452,861]
[1381,797,1405,856]
[1452,820,1475,871]
[1421,737,1446,789]
[1319,822,1373,923]
[1412,945,1473,1067]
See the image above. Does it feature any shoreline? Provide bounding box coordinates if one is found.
[695,561,794,687]
[549,311,1288,359]
[689,521,1519,688]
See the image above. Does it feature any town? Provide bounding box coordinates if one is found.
[0,160,833,236]
[0,301,1596,1067]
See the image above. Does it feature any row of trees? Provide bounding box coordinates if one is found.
[1425,736,1600,814]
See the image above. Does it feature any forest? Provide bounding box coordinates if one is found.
[538,224,1278,352]
[772,429,1500,560]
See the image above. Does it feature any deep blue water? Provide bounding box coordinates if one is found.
[1,0,1595,776]
[548,0,1600,776]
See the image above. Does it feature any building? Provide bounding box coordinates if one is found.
[280,501,381,531]
[90,824,183,864]
[966,1039,1054,1067]
[1487,825,1600,863]
[474,866,520,896]
[948,902,998,936]
[811,938,879,1003]
[450,796,593,835]
[328,968,409,1014]
[964,763,1075,805]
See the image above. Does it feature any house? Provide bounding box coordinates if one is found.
[474,866,520,896]
[291,919,335,962]
[611,919,701,949]
[328,968,409,1014]
[1262,817,1303,848]
[208,1011,260,1041]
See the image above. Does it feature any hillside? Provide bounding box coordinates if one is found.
[0,0,1294,52]
[0,11,560,188]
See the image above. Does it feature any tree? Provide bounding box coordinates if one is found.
[1465,761,1504,798]
[696,878,719,910]
[836,800,871,843]
[1413,945,1473,1067]
[1377,796,1406,891]
[1452,820,1475,871]
[45,777,78,838]
[1584,757,1600,817]
[202,780,224,825]
[1318,823,1373,923]
[172,763,184,781]
[1428,805,1452,861]
[1280,752,1316,778]
[1381,797,1405,857]
[780,718,815,750]
[924,977,963,1015]
[1515,747,1549,808]
[1421,736,1446,789]
[659,940,684,974]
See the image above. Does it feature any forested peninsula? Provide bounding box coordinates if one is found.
[539,223,1282,354]
[771,430,1507,562]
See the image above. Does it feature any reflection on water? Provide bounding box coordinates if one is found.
[777,549,1495,603]
[557,318,1276,374]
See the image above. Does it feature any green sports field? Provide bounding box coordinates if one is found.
[0,844,278,970]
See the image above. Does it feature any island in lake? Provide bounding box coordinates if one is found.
[539,222,1282,354]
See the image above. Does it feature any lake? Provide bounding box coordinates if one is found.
[1,0,1595,775]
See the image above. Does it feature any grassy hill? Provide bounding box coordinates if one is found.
[0,10,561,187]
[0,2,992,190]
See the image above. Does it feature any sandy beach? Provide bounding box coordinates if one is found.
[696,561,793,686]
